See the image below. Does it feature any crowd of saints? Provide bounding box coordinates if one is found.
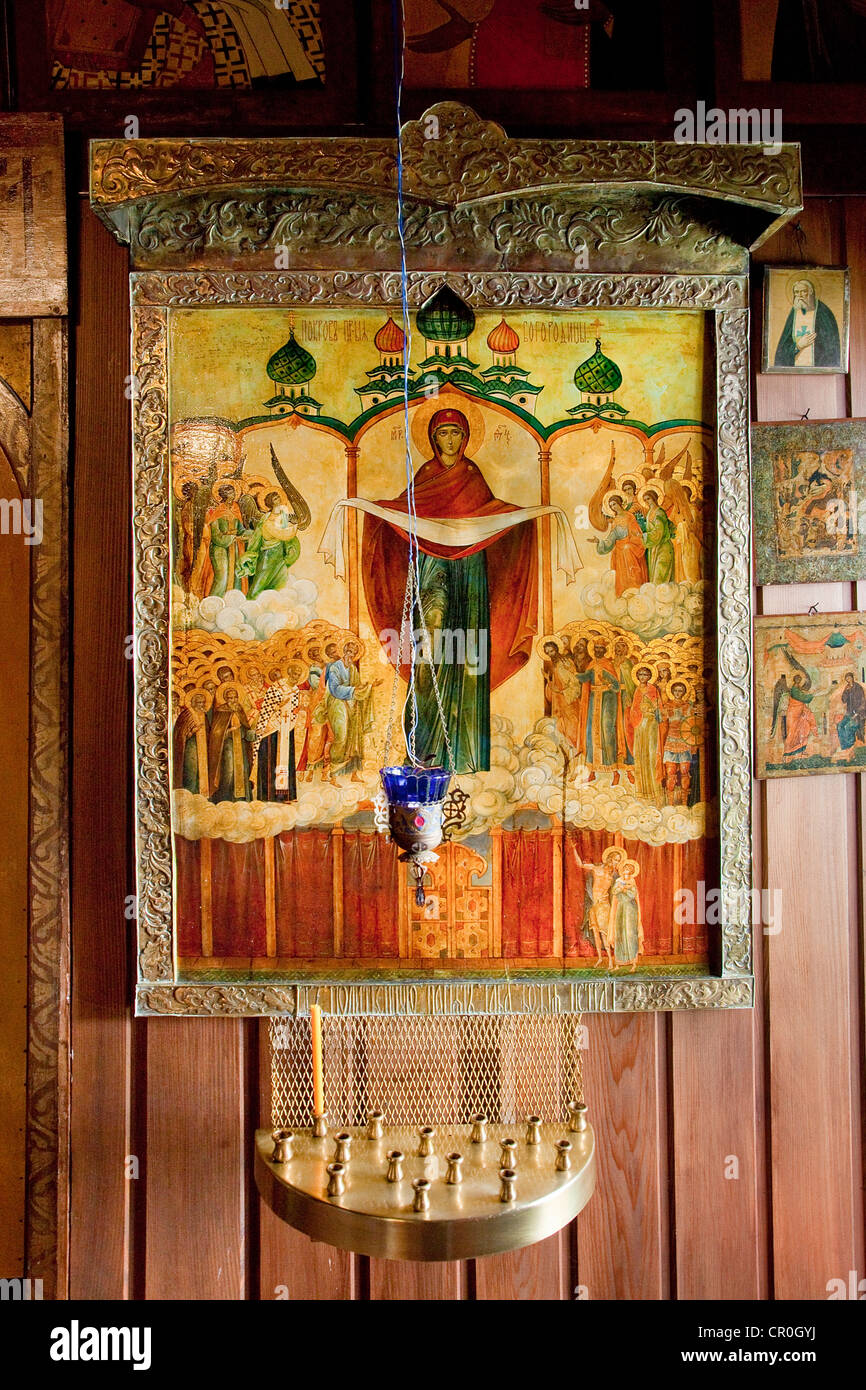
[542,624,709,808]
[171,629,380,803]
[586,438,710,596]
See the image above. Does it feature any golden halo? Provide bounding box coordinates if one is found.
[601,489,626,518]
[632,657,659,684]
[784,269,819,304]
[283,657,309,684]
[639,484,664,509]
[409,389,486,458]
[610,631,638,656]
[245,473,287,510]
[618,472,644,495]
[210,478,240,503]
[537,634,562,660]
[602,845,627,865]
[621,858,641,878]
[173,472,199,500]
[664,675,696,703]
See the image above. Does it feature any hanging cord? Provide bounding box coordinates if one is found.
[382,0,455,775]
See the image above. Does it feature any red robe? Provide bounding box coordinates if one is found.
[362,407,538,691]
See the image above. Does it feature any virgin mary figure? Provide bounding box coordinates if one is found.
[364,408,537,772]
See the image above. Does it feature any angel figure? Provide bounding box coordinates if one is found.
[236,445,311,599]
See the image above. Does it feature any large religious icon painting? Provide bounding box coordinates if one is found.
[168,291,718,981]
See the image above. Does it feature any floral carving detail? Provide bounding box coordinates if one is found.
[616,978,753,1011]
[130,269,747,310]
[715,309,752,978]
[132,308,173,983]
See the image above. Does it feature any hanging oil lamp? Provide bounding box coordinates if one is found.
[380,763,452,905]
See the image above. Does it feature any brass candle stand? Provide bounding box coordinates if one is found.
[255,1109,595,1262]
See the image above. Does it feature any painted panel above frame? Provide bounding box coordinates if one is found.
[91,107,801,1016]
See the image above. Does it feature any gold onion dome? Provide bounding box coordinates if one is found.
[374,316,406,353]
[574,339,623,394]
[416,285,476,341]
[487,318,520,353]
[267,330,317,385]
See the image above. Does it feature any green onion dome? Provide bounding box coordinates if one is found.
[267,330,317,385]
[574,339,622,394]
[416,285,476,342]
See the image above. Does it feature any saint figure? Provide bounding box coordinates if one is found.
[362,407,540,772]
[774,278,841,369]
[587,493,648,596]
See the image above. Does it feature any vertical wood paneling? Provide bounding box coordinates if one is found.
[68,203,134,1299]
[671,1012,766,1299]
[575,1015,668,1300]
[756,198,864,1299]
[145,1019,247,1300]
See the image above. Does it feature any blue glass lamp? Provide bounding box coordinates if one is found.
[379,764,452,906]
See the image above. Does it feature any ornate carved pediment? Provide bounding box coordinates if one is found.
[91,102,801,275]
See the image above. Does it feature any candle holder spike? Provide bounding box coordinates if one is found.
[499,1138,517,1168]
[499,1169,517,1203]
[271,1128,294,1164]
[326,1163,346,1198]
[555,1139,573,1172]
[470,1115,488,1144]
[412,1178,431,1213]
[445,1153,464,1185]
[333,1132,352,1164]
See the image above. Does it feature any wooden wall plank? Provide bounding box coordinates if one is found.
[68,203,133,1299]
[259,1208,356,1301]
[475,1229,568,1301]
[369,1258,465,1300]
[145,1019,248,1300]
[575,1015,668,1300]
[671,1012,766,1299]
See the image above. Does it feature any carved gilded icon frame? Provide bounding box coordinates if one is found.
[89,105,802,1017]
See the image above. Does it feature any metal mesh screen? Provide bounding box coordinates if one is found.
[269,1014,586,1129]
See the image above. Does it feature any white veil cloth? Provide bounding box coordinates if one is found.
[318,498,582,582]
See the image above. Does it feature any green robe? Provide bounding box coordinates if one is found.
[644,504,675,584]
[410,550,490,773]
[236,524,300,599]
